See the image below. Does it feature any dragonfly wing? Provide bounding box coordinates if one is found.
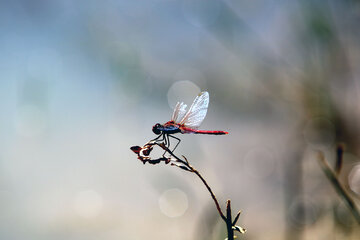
[180,91,209,128]
[171,102,187,123]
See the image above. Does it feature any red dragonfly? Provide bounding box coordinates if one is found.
[152,91,228,152]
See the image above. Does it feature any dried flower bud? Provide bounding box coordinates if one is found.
[130,146,142,154]
[142,146,153,156]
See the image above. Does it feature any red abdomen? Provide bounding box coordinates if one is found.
[181,127,228,135]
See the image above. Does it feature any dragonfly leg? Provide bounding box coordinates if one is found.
[168,135,181,153]
[152,133,164,143]
[164,133,168,147]
[166,134,171,148]
[161,134,168,158]
[162,133,179,157]
[152,133,170,157]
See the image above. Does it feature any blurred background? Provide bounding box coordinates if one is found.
[1,0,360,239]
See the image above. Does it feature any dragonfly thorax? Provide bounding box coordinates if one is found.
[152,122,181,135]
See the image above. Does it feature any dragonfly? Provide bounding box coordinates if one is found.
[152,91,228,153]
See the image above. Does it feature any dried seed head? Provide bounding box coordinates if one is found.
[130,146,142,154]
[142,145,153,156]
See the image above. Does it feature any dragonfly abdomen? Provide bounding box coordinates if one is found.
[181,127,228,135]
[193,130,228,135]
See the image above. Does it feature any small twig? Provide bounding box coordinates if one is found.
[317,152,360,224]
[182,155,189,165]
[233,210,242,226]
[170,162,192,172]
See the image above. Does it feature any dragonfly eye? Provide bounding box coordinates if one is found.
[152,123,161,135]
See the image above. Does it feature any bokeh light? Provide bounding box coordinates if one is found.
[167,80,201,108]
[348,164,360,196]
[288,196,319,227]
[158,188,188,218]
[73,190,104,219]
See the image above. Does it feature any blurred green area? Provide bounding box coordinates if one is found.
[0,0,360,239]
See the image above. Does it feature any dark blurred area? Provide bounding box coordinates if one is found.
[1,0,360,239]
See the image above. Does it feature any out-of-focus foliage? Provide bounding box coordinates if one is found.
[0,0,359,239]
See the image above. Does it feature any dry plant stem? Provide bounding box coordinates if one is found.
[317,152,360,224]
[157,142,238,239]
[132,140,245,239]
[192,168,227,221]
[226,200,234,240]
[156,142,227,221]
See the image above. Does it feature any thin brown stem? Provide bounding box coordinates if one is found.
[192,168,227,221]
[317,152,360,224]
[156,142,226,221]
[135,140,245,238]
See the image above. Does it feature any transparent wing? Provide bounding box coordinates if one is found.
[180,91,209,128]
[171,102,187,123]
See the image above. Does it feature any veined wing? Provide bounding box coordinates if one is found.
[171,102,187,123]
[180,91,209,128]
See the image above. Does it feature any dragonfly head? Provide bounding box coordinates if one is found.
[152,123,162,135]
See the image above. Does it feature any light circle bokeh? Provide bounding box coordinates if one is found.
[348,164,360,195]
[158,188,189,218]
[167,80,201,109]
[288,196,319,226]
